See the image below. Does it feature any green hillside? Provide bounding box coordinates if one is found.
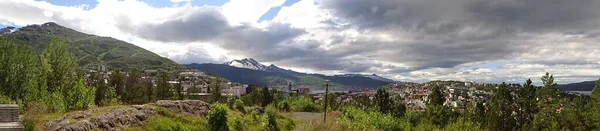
[0,22,181,70]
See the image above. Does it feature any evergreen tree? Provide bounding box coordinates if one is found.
[532,73,562,130]
[123,69,149,104]
[146,77,156,102]
[485,83,516,131]
[428,85,445,106]
[175,76,184,100]
[591,78,600,128]
[92,72,108,106]
[108,70,125,97]
[210,77,224,103]
[515,79,537,129]
[261,87,274,107]
[156,71,172,100]
[375,88,392,114]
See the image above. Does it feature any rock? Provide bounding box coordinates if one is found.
[42,100,210,131]
[152,100,210,117]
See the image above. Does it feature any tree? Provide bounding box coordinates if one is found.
[209,77,224,103]
[533,73,561,130]
[108,70,125,98]
[591,78,600,128]
[175,76,184,100]
[123,69,149,104]
[515,79,537,129]
[261,87,274,107]
[92,72,108,106]
[375,88,392,114]
[485,83,516,131]
[428,85,445,106]
[156,71,172,100]
[42,40,95,111]
[0,38,43,103]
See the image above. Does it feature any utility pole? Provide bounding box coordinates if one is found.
[323,80,330,122]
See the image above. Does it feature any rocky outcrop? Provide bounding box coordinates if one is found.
[150,100,210,117]
[42,100,210,131]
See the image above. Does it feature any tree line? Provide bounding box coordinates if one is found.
[0,38,198,113]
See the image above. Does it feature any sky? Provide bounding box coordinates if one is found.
[0,0,599,85]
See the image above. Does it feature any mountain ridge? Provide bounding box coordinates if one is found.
[0,22,182,70]
[187,58,397,89]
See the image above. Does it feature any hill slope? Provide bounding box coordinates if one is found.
[0,22,181,70]
[559,81,596,91]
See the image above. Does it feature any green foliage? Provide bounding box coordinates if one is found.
[99,86,121,106]
[174,76,185,100]
[0,38,41,101]
[428,85,445,106]
[261,87,275,107]
[3,22,182,70]
[444,118,481,131]
[485,83,517,130]
[208,103,229,131]
[338,106,408,131]
[141,107,208,131]
[108,70,126,98]
[241,85,261,106]
[0,95,16,104]
[264,105,280,131]
[157,71,173,100]
[376,88,393,114]
[277,95,319,112]
[210,77,224,103]
[122,69,150,104]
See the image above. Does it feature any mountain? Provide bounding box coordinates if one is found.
[0,22,181,70]
[559,81,596,91]
[335,74,397,83]
[186,58,396,90]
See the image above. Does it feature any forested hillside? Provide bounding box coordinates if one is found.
[0,22,181,70]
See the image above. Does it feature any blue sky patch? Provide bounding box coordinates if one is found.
[39,0,229,9]
[257,0,300,22]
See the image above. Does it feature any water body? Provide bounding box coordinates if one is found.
[566,91,592,95]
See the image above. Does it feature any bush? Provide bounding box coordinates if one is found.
[0,95,15,104]
[338,106,406,131]
[264,105,280,131]
[208,103,229,131]
[142,107,207,131]
[278,95,319,112]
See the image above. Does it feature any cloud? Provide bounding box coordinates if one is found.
[1,0,599,84]
[117,6,229,43]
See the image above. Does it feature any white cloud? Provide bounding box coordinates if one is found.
[0,0,598,85]
[221,0,286,25]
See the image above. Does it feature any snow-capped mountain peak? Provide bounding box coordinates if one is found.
[224,58,269,71]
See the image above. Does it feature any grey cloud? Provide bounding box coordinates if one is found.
[320,0,600,70]
[117,7,229,43]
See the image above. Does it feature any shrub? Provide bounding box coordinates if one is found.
[278,95,319,112]
[143,107,207,131]
[264,105,280,131]
[338,106,405,131]
[0,95,15,104]
[208,103,229,131]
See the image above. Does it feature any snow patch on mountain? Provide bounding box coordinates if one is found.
[224,58,398,83]
[224,58,269,71]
